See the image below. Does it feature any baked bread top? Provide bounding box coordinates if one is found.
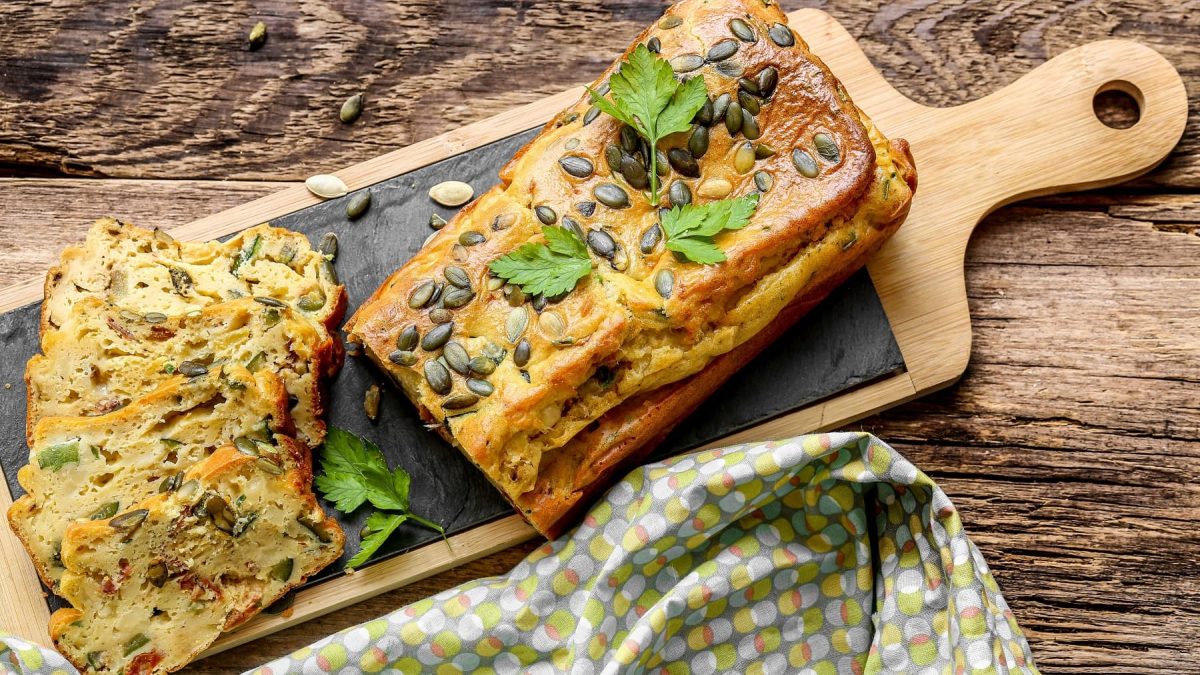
[42,218,346,340]
[346,0,915,505]
[48,447,343,675]
[8,365,300,587]
[27,295,336,446]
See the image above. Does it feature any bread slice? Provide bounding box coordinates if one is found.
[42,218,346,342]
[27,295,335,446]
[7,365,302,588]
[48,447,344,675]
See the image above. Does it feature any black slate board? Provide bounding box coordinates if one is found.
[0,128,904,607]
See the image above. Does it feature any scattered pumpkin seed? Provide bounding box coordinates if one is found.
[421,322,454,351]
[444,265,472,289]
[466,377,494,397]
[605,143,623,172]
[668,181,692,208]
[535,205,557,225]
[660,15,682,29]
[621,155,649,189]
[340,93,364,124]
[754,170,774,192]
[734,141,756,174]
[423,360,452,394]
[539,310,567,340]
[655,149,670,176]
[388,350,417,367]
[814,133,840,162]
[698,178,733,199]
[306,174,349,199]
[707,39,739,61]
[513,338,532,367]
[506,306,529,343]
[715,61,744,78]
[654,269,675,298]
[669,54,705,73]
[459,230,486,246]
[178,361,208,377]
[409,280,436,309]
[647,36,662,53]
[561,216,586,242]
[443,341,471,375]
[712,93,731,124]
[397,325,419,351]
[689,125,710,158]
[742,114,761,140]
[738,91,761,115]
[769,23,795,47]
[430,308,454,324]
[346,191,371,219]
[319,232,338,258]
[491,212,516,231]
[575,201,596,217]
[531,294,548,312]
[587,229,617,258]
[755,142,777,159]
[792,148,820,178]
[443,393,479,410]
[730,18,756,42]
[429,180,474,207]
[430,213,448,230]
[757,67,779,97]
[582,105,600,125]
[594,183,630,209]
[640,224,663,253]
[559,156,594,178]
[487,276,505,292]
[442,287,475,308]
[667,148,700,177]
[739,76,761,96]
[466,356,494,377]
[248,21,267,51]
[725,101,743,135]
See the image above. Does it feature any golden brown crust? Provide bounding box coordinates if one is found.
[348,0,916,533]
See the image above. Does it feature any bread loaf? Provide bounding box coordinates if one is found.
[27,295,336,446]
[8,365,301,587]
[346,0,915,535]
[47,447,343,675]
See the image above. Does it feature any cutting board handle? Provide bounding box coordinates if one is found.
[927,39,1188,222]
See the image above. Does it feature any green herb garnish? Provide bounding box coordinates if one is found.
[586,44,708,205]
[488,225,592,297]
[661,193,760,264]
[314,427,444,570]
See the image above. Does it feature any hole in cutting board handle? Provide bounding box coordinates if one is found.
[1093,80,1142,129]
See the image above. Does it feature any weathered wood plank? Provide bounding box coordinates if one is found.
[0,0,1196,186]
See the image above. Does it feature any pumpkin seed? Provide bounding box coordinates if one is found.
[712,93,731,124]
[513,338,532,367]
[170,267,193,295]
[667,148,700,177]
[583,105,600,125]
[459,230,486,246]
[707,39,739,61]
[248,21,267,50]
[814,133,840,162]
[558,156,594,178]
[611,245,629,272]
[504,284,526,307]
[792,149,820,178]
[733,141,756,174]
[620,155,649,189]
[660,15,682,29]
[316,232,338,259]
[654,269,675,298]
[755,142,777,159]
[396,325,419,351]
[561,216,586,242]
[694,97,714,125]
[539,310,567,339]
[429,180,474,206]
[595,80,610,95]
[143,311,167,324]
[178,361,208,377]
[531,294,548,312]
[742,114,761,140]
[110,509,148,532]
[738,76,761,96]
[362,386,382,420]
[669,54,704,73]
[614,125,635,153]
[487,275,505,291]
[177,479,199,500]
[234,436,259,456]
[442,287,475,308]
[757,67,778,97]
[297,291,326,311]
[640,224,663,253]
[482,341,505,361]
[430,308,454,324]
[388,350,417,366]
[575,201,596,217]
[423,360,452,394]
[564,138,580,151]
[715,61,744,78]
[488,213,515,232]
[298,514,335,542]
[730,18,756,42]
[466,378,494,396]
[605,143,623,172]
[89,501,120,521]
[725,101,743,135]
[594,183,630,209]
[534,205,557,225]
[444,341,471,375]
[738,91,761,115]
[444,265,472,289]
[647,36,662,53]
[668,180,692,208]
[256,456,282,476]
[340,93,364,124]
[469,356,496,376]
[421,322,454,351]
[147,560,168,588]
[769,23,795,47]
[430,213,448,230]
[506,307,529,343]
[698,178,733,199]
[443,393,479,410]
[254,296,286,308]
[689,125,710,158]
[655,149,670,176]
[306,174,349,199]
[322,258,340,285]
[409,280,436,308]
[263,307,282,326]
[270,558,294,582]
[158,473,182,493]
[451,244,468,262]
[87,652,105,671]
[587,229,617,258]
[754,170,774,193]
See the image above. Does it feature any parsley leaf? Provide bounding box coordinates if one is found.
[315,427,443,570]
[662,194,761,264]
[488,225,592,297]
[587,44,708,204]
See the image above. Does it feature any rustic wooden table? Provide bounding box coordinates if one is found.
[1,1,1196,673]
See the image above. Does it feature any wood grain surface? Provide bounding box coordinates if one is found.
[0,1,1196,673]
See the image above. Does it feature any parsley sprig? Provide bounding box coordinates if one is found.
[314,427,444,570]
[586,44,708,205]
[488,225,592,297]
[662,194,760,264]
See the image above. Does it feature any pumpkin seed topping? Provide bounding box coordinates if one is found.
[469,356,497,376]
[340,93,365,124]
[715,61,744,78]
[466,378,494,397]
[640,224,663,253]
[814,133,840,162]
[430,213,448,230]
[734,141,756,174]
[443,341,471,375]
[306,174,349,199]
[757,67,779,97]
[513,338,532,367]
[396,325,419,351]
[443,393,479,410]
[575,201,596,217]
[707,39,739,62]
[769,23,795,47]
[689,125,710,158]
[594,183,631,209]
[442,287,475,308]
[697,178,733,199]
[423,360,452,394]
[408,280,436,309]
[647,37,662,53]
[534,205,557,225]
[559,155,594,178]
[660,16,683,29]
[605,144,623,172]
[429,181,474,207]
[506,307,529,343]
[724,101,743,136]
[792,149,820,178]
[388,350,417,367]
[421,322,454,351]
[587,229,617,259]
[668,180,692,208]
[669,54,705,73]
[667,148,700,177]
[755,142,777,159]
[654,269,675,298]
[429,308,453,324]
[444,265,472,290]
[459,230,486,246]
[754,170,774,193]
[730,18,756,42]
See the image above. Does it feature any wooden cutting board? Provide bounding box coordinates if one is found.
[0,8,1185,653]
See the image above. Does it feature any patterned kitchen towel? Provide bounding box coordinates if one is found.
[2,432,1039,675]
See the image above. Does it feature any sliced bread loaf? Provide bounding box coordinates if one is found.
[48,446,343,675]
[7,365,302,588]
[27,295,335,446]
[42,218,346,340]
